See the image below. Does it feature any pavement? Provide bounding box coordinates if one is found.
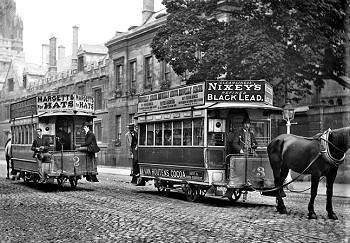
[1,150,349,198]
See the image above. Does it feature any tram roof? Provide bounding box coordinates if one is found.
[201,102,282,111]
[38,111,97,118]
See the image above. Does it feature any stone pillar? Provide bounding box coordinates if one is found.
[72,25,79,68]
[58,45,65,61]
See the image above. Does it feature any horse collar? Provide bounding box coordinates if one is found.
[320,128,345,167]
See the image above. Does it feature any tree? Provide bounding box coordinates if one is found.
[151,0,348,103]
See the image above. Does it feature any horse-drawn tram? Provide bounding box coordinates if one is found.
[136,80,282,202]
[9,93,98,188]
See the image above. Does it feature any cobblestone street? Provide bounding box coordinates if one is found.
[0,162,349,243]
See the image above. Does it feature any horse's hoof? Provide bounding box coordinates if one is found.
[277,207,287,214]
[328,212,338,220]
[308,212,317,219]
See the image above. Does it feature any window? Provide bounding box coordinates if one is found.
[8,78,14,92]
[77,85,85,95]
[193,119,204,146]
[115,115,121,144]
[129,60,137,90]
[251,121,270,147]
[129,114,135,124]
[183,120,192,146]
[23,75,27,88]
[144,56,152,88]
[114,57,124,90]
[155,123,162,145]
[94,88,103,110]
[139,123,146,146]
[94,121,102,142]
[164,122,172,146]
[147,123,154,145]
[162,61,171,82]
[78,56,84,72]
[173,121,182,145]
[4,104,10,120]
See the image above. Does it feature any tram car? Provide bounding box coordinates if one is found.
[136,80,281,202]
[9,93,98,188]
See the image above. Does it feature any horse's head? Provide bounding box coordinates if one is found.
[329,127,350,159]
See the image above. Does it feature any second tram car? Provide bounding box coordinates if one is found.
[136,80,281,201]
[10,93,98,188]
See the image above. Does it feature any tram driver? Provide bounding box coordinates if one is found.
[230,117,258,155]
[31,128,51,182]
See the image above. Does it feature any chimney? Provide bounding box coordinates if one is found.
[58,45,65,61]
[142,0,154,24]
[41,44,49,66]
[72,25,78,68]
[49,37,57,73]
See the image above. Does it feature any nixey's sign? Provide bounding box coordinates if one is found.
[37,94,94,113]
[138,83,205,113]
[205,80,273,105]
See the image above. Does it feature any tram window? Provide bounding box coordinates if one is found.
[183,120,192,146]
[155,123,163,146]
[173,121,182,146]
[193,118,204,146]
[147,123,154,145]
[139,124,146,145]
[251,121,270,147]
[28,125,33,144]
[208,132,225,146]
[164,122,172,145]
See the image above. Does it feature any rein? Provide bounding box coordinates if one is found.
[257,152,322,194]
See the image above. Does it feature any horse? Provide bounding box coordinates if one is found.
[267,127,350,220]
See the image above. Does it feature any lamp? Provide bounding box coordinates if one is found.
[282,102,295,134]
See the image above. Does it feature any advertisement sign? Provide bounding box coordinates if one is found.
[37,94,94,113]
[10,97,37,119]
[138,83,205,113]
[205,80,273,105]
[140,166,205,181]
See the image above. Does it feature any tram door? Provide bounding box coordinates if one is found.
[55,117,73,151]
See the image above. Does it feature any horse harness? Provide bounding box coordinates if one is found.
[320,128,345,167]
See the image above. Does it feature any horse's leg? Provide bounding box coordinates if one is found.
[275,165,289,214]
[308,175,320,219]
[326,169,338,220]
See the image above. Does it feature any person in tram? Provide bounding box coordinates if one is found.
[31,128,51,182]
[56,126,70,151]
[79,122,99,182]
[126,123,139,183]
[231,117,258,155]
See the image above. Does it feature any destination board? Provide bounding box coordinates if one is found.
[138,83,205,113]
[10,97,37,119]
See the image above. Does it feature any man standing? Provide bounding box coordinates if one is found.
[232,117,258,154]
[80,122,99,182]
[4,132,13,179]
[125,123,140,184]
[31,128,50,182]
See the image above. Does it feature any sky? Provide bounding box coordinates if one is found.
[15,0,164,65]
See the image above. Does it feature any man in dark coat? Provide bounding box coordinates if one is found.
[31,128,50,182]
[80,122,99,182]
[231,117,258,154]
[125,123,139,184]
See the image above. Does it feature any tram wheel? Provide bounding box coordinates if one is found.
[185,185,199,202]
[228,189,242,202]
[69,177,78,189]
[57,177,64,188]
